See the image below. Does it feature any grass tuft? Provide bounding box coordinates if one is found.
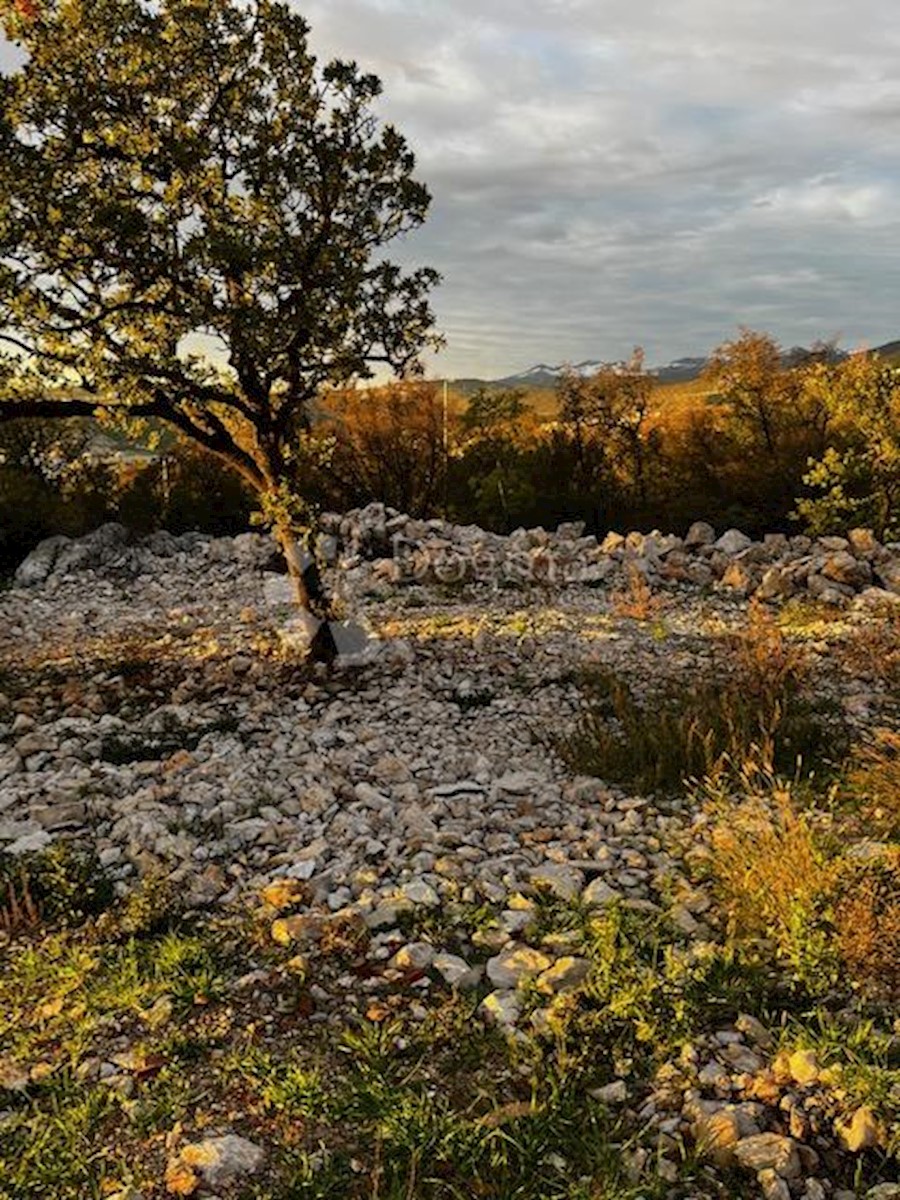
[560,604,840,793]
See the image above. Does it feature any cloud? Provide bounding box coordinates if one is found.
[4,1,900,375]
[293,0,900,374]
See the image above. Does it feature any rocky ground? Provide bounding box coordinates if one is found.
[1,510,899,1199]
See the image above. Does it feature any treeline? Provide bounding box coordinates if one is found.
[2,329,900,571]
[303,330,900,541]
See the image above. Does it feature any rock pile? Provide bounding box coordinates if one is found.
[15,506,900,611]
[323,503,900,608]
[3,515,899,1195]
[14,521,280,589]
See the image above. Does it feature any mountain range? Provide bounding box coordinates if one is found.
[449,338,900,394]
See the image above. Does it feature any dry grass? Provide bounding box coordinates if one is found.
[731,599,806,701]
[707,770,900,998]
[845,728,900,839]
[833,854,900,997]
[561,603,837,793]
[840,609,900,686]
[0,868,40,937]
[609,564,668,621]
[708,784,838,956]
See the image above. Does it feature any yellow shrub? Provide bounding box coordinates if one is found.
[846,728,900,839]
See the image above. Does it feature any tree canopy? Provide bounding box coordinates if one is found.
[0,0,441,611]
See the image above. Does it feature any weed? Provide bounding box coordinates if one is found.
[833,853,900,998]
[777,597,847,635]
[705,777,841,988]
[843,728,900,838]
[0,867,40,936]
[0,844,114,930]
[0,1074,129,1200]
[609,565,668,622]
[841,607,900,686]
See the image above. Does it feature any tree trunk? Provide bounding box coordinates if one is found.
[277,521,316,610]
[275,521,338,665]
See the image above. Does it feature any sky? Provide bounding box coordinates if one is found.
[295,0,900,377]
[3,1,900,378]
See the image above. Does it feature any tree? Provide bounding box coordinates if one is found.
[796,354,900,539]
[0,0,440,638]
[317,380,452,517]
[556,349,655,503]
[703,329,830,465]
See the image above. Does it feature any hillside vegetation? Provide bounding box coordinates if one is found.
[4,330,894,571]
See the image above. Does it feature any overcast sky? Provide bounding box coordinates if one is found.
[296,0,900,377]
[4,1,900,378]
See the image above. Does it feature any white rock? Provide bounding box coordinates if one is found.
[174,1134,265,1188]
[733,1134,801,1180]
[433,953,481,990]
[528,862,584,900]
[714,529,753,556]
[5,830,53,856]
[391,942,435,971]
[399,880,440,907]
[582,878,622,908]
[486,947,552,989]
[685,521,716,547]
[479,990,521,1028]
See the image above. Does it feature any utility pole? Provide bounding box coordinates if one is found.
[442,379,450,518]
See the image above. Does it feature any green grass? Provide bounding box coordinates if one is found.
[1,808,898,1198]
[558,665,839,794]
[0,883,789,1198]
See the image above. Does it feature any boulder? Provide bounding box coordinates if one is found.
[714,528,753,556]
[732,1133,801,1179]
[821,550,871,589]
[757,567,795,601]
[486,946,552,989]
[166,1134,264,1193]
[14,535,70,586]
[848,527,880,556]
[875,559,900,595]
[685,520,716,547]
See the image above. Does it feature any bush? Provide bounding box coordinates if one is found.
[706,779,840,985]
[833,854,900,998]
[0,421,255,573]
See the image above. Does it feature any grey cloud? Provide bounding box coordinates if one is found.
[3,2,900,374]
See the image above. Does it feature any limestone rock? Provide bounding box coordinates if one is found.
[433,953,481,990]
[835,1105,881,1152]
[536,956,590,993]
[486,947,552,989]
[582,878,621,908]
[714,529,753,556]
[733,1133,801,1179]
[787,1049,819,1087]
[528,862,584,900]
[685,521,716,548]
[391,942,435,972]
[479,990,521,1028]
[590,1080,628,1105]
[168,1134,264,1191]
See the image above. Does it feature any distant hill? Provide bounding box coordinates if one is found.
[872,339,900,363]
[448,338,900,394]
